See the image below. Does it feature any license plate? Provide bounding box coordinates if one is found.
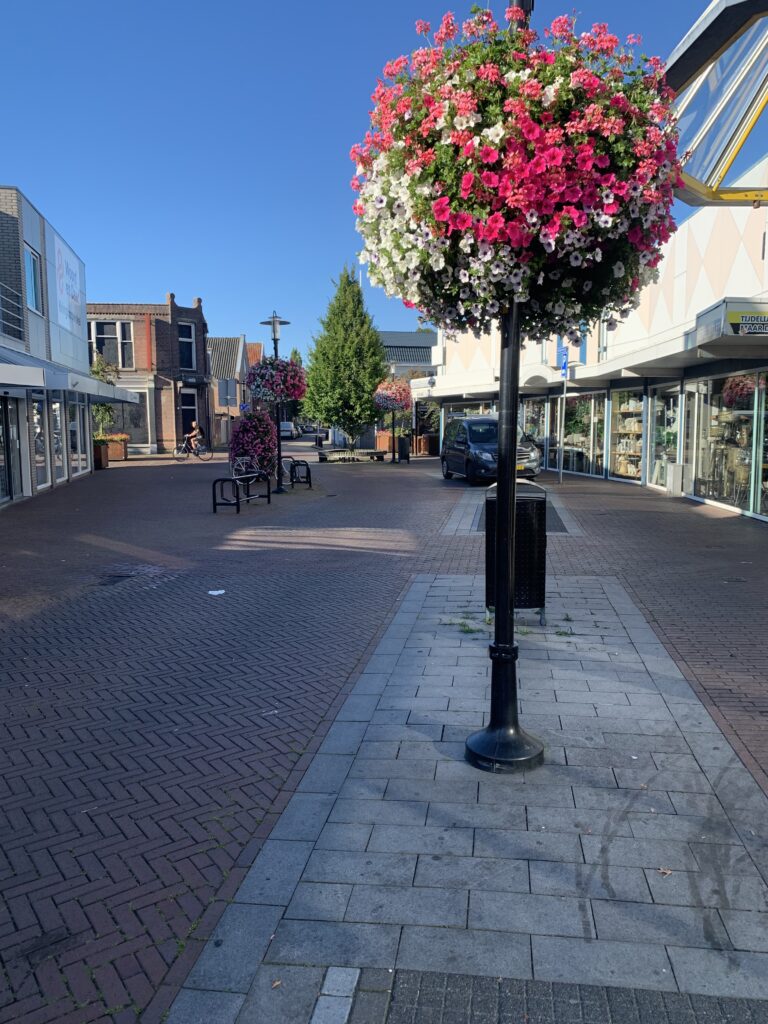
[516,464,525,472]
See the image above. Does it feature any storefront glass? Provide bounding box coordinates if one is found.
[547,392,605,475]
[103,394,149,446]
[648,386,679,488]
[522,398,546,445]
[50,393,66,481]
[68,393,89,476]
[610,389,644,480]
[757,373,768,516]
[694,373,756,511]
[31,392,50,488]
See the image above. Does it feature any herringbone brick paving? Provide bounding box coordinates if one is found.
[1,456,767,1022]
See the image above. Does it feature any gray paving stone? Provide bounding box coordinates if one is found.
[469,891,595,938]
[350,759,437,779]
[415,854,529,893]
[323,967,360,997]
[426,802,527,831]
[329,799,427,826]
[689,843,762,877]
[310,994,352,1024]
[319,723,369,755]
[303,850,416,887]
[530,861,652,902]
[668,947,768,999]
[316,824,373,852]
[266,920,400,969]
[338,779,388,800]
[167,989,245,1024]
[600,732,691,753]
[285,883,352,922]
[270,794,337,842]
[356,742,402,759]
[338,695,381,722]
[238,840,315,905]
[346,884,467,926]
[573,787,675,814]
[581,836,700,871]
[478,781,575,809]
[628,813,740,844]
[527,807,634,837]
[591,899,731,949]
[185,904,283,992]
[365,724,443,743]
[348,989,389,1024]
[474,829,583,863]
[704,767,768,817]
[650,753,701,772]
[236,965,324,1024]
[684,734,740,768]
[667,792,732,818]
[369,825,474,856]
[532,935,675,991]
[645,869,768,910]
[564,748,655,769]
[719,910,768,952]
[397,925,532,978]
[397,741,469,761]
[614,769,713,794]
[298,755,355,794]
[386,779,479,804]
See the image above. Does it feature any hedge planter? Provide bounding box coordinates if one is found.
[106,439,128,460]
[93,444,110,470]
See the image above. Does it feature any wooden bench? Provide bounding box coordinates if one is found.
[212,457,271,513]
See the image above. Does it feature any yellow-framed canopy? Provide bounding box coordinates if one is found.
[667,0,768,205]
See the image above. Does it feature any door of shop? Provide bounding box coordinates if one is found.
[0,398,23,503]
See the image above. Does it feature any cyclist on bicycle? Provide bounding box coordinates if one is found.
[184,421,205,451]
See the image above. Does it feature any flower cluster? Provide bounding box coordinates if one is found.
[722,374,756,410]
[229,410,277,467]
[374,378,413,412]
[351,7,682,338]
[246,357,307,402]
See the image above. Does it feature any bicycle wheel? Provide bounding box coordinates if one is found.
[172,444,189,462]
[197,444,213,461]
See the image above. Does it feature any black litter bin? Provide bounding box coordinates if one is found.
[485,482,546,623]
[397,435,410,464]
[316,435,323,448]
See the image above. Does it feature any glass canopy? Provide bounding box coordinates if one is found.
[666,0,768,205]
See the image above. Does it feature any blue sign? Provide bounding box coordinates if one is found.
[560,350,568,379]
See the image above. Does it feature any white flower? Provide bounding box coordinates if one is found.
[459,234,474,253]
[540,235,555,254]
[483,122,505,145]
[429,253,446,271]
[582,280,592,293]
[458,268,470,283]
[593,248,603,263]
[569,252,583,267]
[612,261,625,278]
[542,83,558,108]
[597,213,613,229]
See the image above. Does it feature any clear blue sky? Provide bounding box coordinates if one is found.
[0,1,752,359]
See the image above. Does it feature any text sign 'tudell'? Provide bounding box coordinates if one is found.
[728,311,768,335]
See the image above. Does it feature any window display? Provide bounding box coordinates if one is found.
[522,398,546,445]
[649,386,679,488]
[694,373,756,511]
[610,389,644,479]
[547,392,605,475]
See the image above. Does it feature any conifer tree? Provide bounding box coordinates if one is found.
[304,268,386,447]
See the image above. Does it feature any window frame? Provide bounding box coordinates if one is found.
[178,322,196,370]
[88,320,135,370]
[24,245,43,314]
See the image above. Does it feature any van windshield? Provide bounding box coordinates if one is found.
[468,423,498,444]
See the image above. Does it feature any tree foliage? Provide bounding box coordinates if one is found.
[289,347,303,367]
[304,268,386,445]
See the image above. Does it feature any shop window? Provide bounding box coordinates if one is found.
[694,374,756,511]
[649,386,679,488]
[548,392,605,475]
[757,373,768,517]
[31,392,50,488]
[67,393,89,476]
[120,323,134,369]
[24,246,43,314]
[50,393,66,481]
[598,321,609,362]
[610,390,644,479]
[100,394,149,445]
[522,398,546,445]
[179,323,195,369]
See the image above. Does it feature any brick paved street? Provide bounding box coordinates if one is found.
[2,456,768,1024]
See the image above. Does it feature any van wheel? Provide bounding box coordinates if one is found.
[441,457,453,479]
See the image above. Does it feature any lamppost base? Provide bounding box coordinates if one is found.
[273,484,286,494]
[465,725,544,773]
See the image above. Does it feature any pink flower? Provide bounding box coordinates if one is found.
[549,15,574,38]
[383,55,409,79]
[460,172,475,198]
[452,211,473,231]
[415,19,431,36]
[432,197,452,221]
[480,171,499,188]
[480,145,499,164]
[505,6,526,22]
[434,12,458,45]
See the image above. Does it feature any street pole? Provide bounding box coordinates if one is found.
[558,356,567,486]
[391,409,396,463]
[465,302,544,772]
[261,311,290,495]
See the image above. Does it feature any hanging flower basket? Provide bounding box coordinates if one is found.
[351,7,683,339]
[229,410,277,468]
[246,357,307,402]
[722,374,756,410]
[374,379,413,412]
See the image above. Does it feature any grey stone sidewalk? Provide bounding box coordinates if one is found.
[167,573,768,1024]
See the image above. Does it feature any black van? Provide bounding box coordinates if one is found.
[440,415,541,483]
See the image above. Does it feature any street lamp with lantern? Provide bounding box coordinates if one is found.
[260,310,290,494]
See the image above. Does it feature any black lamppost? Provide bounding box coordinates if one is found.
[260,310,290,494]
[465,0,544,773]
[389,363,397,463]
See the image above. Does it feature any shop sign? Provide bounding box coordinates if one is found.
[728,311,768,335]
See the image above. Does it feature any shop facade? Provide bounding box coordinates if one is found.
[0,187,137,507]
[412,159,768,521]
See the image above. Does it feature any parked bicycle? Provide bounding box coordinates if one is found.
[172,437,214,462]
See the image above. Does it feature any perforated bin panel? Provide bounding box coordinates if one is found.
[485,483,547,610]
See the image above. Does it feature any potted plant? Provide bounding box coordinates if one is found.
[104,433,130,460]
[93,437,110,470]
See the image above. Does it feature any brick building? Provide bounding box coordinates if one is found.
[86,293,210,454]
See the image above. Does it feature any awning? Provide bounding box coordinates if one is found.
[0,344,139,403]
